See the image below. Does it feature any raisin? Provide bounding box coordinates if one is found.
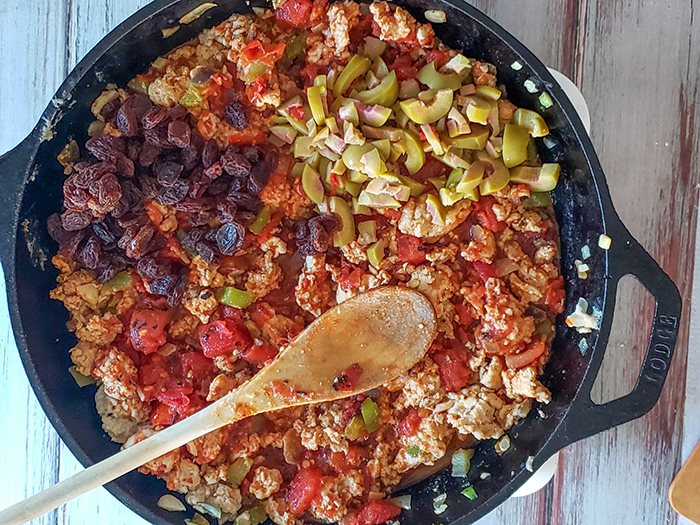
[142,107,168,129]
[174,198,212,212]
[139,141,162,167]
[92,221,116,245]
[47,213,71,243]
[117,212,148,229]
[95,264,117,283]
[114,154,135,177]
[73,161,116,189]
[58,230,86,258]
[217,201,238,223]
[241,146,262,164]
[181,228,205,252]
[116,103,139,137]
[60,209,92,231]
[127,139,143,161]
[196,242,216,264]
[204,161,224,179]
[227,191,262,213]
[85,134,125,160]
[216,222,245,256]
[93,173,122,214]
[247,162,272,195]
[154,159,184,186]
[225,100,251,130]
[167,105,188,121]
[157,180,189,205]
[202,139,221,168]
[100,99,121,122]
[110,200,129,219]
[221,148,251,177]
[188,211,215,227]
[188,168,210,198]
[64,177,90,210]
[180,133,203,171]
[137,255,172,280]
[168,120,191,148]
[125,224,155,258]
[120,180,144,209]
[79,236,102,269]
[144,126,172,147]
[167,270,189,306]
[204,228,218,242]
[149,275,174,295]
[127,94,153,122]
[137,175,160,199]
[236,211,257,226]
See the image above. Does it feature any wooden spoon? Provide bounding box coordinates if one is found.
[0,286,436,525]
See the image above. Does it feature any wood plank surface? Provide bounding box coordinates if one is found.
[0,1,698,524]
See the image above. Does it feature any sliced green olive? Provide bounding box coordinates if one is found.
[439,186,464,206]
[358,105,393,127]
[353,197,372,215]
[435,151,470,169]
[344,180,362,197]
[475,85,502,100]
[373,56,390,79]
[399,79,421,100]
[463,96,491,124]
[396,174,426,197]
[371,139,391,161]
[512,108,550,137]
[403,130,426,174]
[429,176,447,190]
[477,153,510,195]
[293,136,315,158]
[446,124,490,150]
[400,88,453,125]
[425,194,447,226]
[302,164,325,204]
[421,124,445,156]
[348,169,369,183]
[456,161,485,193]
[342,143,375,171]
[418,62,461,91]
[367,239,387,267]
[307,86,326,125]
[358,190,401,209]
[446,168,463,188]
[357,220,378,245]
[360,148,387,176]
[509,163,560,191]
[362,36,387,60]
[334,55,372,98]
[355,70,399,107]
[330,196,356,246]
[502,124,530,168]
[463,186,480,201]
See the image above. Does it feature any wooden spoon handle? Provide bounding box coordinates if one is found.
[0,403,228,525]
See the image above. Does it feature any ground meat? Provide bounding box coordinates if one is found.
[70,340,99,376]
[186,428,228,464]
[265,497,296,525]
[183,285,219,323]
[189,255,226,287]
[461,225,496,263]
[407,264,459,337]
[325,2,362,55]
[168,314,200,339]
[479,278,535,352]
[95,385,142,443]
[92,347,139,399]
[369,2,434,46]
[295,254,332,316]
[260,236,288,258]
[446,385,516,440]
[259,174,313,220]
[167,459,202,493]
[250,466,284,500]
[245,251,283,299]
[472,60,497,87]
[503,366,552,403]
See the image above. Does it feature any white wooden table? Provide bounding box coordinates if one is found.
[1,1,699,524]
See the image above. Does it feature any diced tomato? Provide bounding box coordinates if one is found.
[433,347,471,392]
[249,302,275,327]
[545,276,565,314]
[137,73,158,82]
[423,49,450,69]
[397,408,421,437]
[355,501,402,525]
[333,363,364,392]
[338,266,365,290]
[240,40,287,66]
[138,353,169,401]
[381,208,402,221]
[473,196,506,232]
[300,63,328,86]
[287,467,324,514]
[150,402,177,427]
[242,344,279,366]
[454,303,475,325]
[130,310,170,354]
[257,211,284,244]
[290,105,306,120]
[180,351,216,380]
[198,319,253,358]
[179,393,207,417]
[411,154,451,183]
[275,0,313,28]
[455,326,471,345]
[197,111,217,139]
[218,303,246,321]
[505,340,546,369]
[397,234,426,265]
[472,260,499,283]
[227,128,268,145]
[388,54,419,81]
[157,385,194,411]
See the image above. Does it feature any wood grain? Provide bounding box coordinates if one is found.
[0,1,698,524]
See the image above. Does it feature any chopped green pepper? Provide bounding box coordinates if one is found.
[179,86,202,107]
[250,205,271,235]
[248,506,267,525]
[407,445,422,456]
[345,414,367,441]
[285,32,307,60]
[226,458,254,487]
[461,485,478,500]
[522,192,552,208]
[361,398,381,432]
[103,272,132,292]
[219,287,254,309]
[367,239,387,267]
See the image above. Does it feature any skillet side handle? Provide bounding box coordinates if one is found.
[0,136,34,269]
[553,218,682,448]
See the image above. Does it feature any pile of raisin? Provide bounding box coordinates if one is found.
[48,89,276,306]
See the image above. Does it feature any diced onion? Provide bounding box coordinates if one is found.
[598,234,612,250]
[511,61,523,71]
[494,258,519,277]
[495,435,511,454]
[425,10,447,23]
[180,2,217,24]
[162,26,180,38]
[525,455,535,472]
[388,495,412,510]
[524,79,538,93]
[451,448,474,477]
[157,494,186,512]
[194,503,222,519]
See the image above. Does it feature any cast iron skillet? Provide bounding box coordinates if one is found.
[0,0,683,523]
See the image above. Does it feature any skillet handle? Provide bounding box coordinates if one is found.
[0,135,34,268]
[552,217,681,448]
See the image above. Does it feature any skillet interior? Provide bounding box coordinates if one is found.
[5,0,611,523]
